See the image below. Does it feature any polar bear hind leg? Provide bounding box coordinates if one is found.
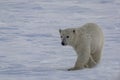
[91,49,102,64]
[85,55,97,68]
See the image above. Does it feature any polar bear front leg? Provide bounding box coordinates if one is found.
[68,56,85,71]
[68,49,90,71]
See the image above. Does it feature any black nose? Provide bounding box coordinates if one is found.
[61,42,65,45]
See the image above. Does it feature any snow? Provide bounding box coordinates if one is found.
[0,0,120,80]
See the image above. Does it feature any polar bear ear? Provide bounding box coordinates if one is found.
[73,29,75,34]
[59,29,62,33]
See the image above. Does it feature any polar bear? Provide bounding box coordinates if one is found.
[59,23,104,71]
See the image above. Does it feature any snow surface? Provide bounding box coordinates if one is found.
[0,0,120,80]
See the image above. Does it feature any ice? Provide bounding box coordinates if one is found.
[0,0,120,80]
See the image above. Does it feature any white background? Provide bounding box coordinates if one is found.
[0,0,120,80]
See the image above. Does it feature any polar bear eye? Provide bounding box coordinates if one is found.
[61,36,63,38]
[66,36,69,38]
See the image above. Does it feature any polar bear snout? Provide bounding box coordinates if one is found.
[61,37,68,46]
[61,40,67,46]
[61,41,65,45]
[61,41,66,46]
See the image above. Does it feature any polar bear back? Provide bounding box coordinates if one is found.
[76,23,104,54]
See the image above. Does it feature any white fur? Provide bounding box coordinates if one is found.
[59,23,104,71]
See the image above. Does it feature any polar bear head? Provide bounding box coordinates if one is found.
[59,28,76,46]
